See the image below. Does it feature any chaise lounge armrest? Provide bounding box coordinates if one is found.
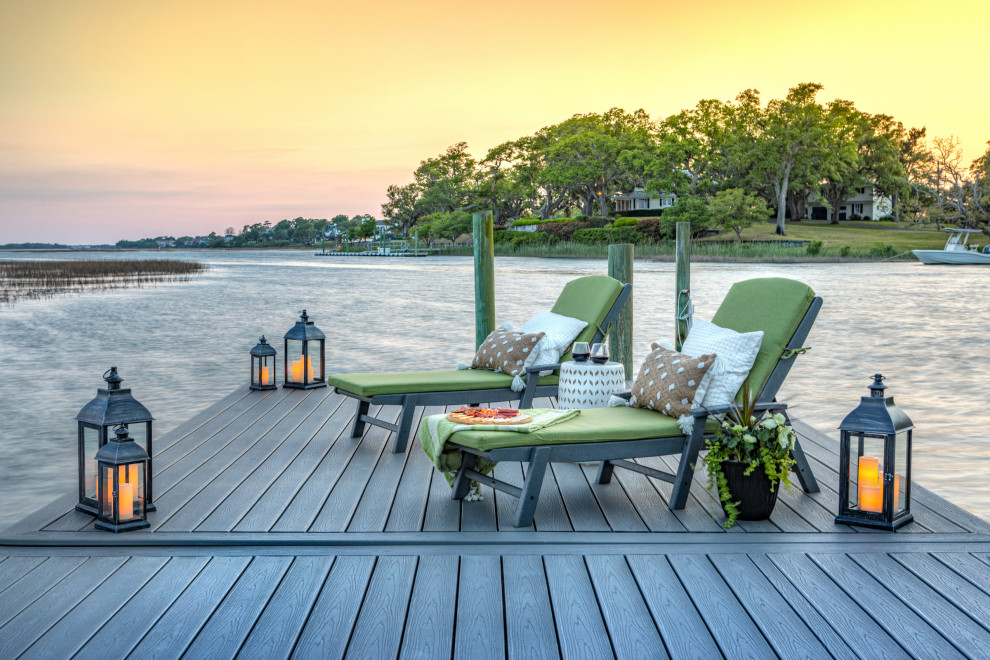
[612,390,632,400]
[525,363,561,375]
[689,401,788,418]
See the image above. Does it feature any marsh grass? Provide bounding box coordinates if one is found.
[0,259,206,305]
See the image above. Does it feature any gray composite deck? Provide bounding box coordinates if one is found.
[1,386,989,658]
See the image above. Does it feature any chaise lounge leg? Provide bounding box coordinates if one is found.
[790,440,820,493]
[669,420,706,510]
[514,447,551,528]
[452,453,478,500]
[351,400,370,438]
[596,460,615,484]
[392,397,416,454]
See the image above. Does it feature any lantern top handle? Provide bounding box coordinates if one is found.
[112,424,130,441]
[104,366,124,390]
[869,373,886,398]
[299,310,310,323]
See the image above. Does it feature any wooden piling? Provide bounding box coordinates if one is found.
[607,243,634,380]
[474,210,495,348]
[675,222,691,350]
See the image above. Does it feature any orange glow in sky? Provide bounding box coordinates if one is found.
[1,0,988,243]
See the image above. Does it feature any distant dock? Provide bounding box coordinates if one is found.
[314,250,429,258]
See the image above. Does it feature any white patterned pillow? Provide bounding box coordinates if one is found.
[679,318,763,409]
[521,311,588,363]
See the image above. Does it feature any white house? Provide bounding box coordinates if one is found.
[613,187,676,212]
[806,184,892,221]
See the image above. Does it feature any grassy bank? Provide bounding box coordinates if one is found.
[0,259,206,304]
[432,219,952,261]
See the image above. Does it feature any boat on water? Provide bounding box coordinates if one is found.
[913,228,990,265]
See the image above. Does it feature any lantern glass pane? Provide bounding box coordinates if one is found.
[128,424,149,457]
[99,464,113,519]
[83,426,100,501]
[851,433,886,513]
[257,356,273,385]
[286,340,303,383]
[894,432,908,514]
[307,340,323,380]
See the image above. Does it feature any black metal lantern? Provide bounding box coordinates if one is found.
[95,425,150,532]
[75,367,155,515]
[835,374,914,530]
[283,310,326,389]
[250,336,277,390]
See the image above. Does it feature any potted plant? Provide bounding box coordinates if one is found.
[701,382,798,528]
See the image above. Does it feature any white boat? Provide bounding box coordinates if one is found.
[913,228,990,265]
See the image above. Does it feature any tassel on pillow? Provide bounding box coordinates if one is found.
[510,374,526,392]
[607,395,630,408]
[457,362,469,370]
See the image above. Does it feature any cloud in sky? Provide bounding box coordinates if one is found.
[1,0,988,243]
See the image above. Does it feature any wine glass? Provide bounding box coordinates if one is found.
[572,341,590,363]
[590,342,609,364]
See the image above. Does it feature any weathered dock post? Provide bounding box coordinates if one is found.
[474,210,495,348]
[608,243,634,380]
[675,222,691,350]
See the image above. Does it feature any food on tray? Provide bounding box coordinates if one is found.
[447,406,531,425]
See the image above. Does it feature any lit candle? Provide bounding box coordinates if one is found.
[291,359,303,382]
[261,365,270,384]
[858,456,882,512]
[893,473,900,511]
[118,482,134,521]
[306,355,314,381]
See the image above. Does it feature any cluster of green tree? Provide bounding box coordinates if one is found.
[382,83,990,237]
[117,215,382,249]
[116,238,161,249]
[0,242,74,249]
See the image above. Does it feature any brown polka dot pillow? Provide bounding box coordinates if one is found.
[471,329,547,379]
[629,345,717,425]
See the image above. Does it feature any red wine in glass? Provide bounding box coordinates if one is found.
[590,342,609,364]
[572,341,590,362]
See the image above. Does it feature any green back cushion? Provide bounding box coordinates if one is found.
[550,275,623,362]
[710,278,815,396]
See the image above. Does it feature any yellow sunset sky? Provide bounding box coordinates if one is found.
[1,0,987,243]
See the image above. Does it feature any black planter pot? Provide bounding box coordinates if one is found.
[721,461,780,521]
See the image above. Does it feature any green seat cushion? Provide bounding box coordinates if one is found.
[330,370,559,398]
[710,278,815,396]
[550,275,624,361]
[450,406,719,451]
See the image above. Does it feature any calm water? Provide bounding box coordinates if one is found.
[1,249,988,526]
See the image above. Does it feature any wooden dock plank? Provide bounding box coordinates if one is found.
[195,390,341,532]
[746,554,857,659]
[580,463,650,532]
[155,386,256,455]
[183,556,293,660]
[308,405,402,532]
[19,556,167,660]
[386,405,446,533]
[398,554,457,660]
[344,555,417,660]
[810,552,962,657]
[238,555,336,660]
[454,555,505,660]
[347,404,428,532]
[932,552,990,595]
[0,555,45,593]
[894,553,990,626]
[653,453,751,533]
[668,554,776,658]
[711,553,836,658]
[125,556,252,658]
[633,456,726,533]
[0,556,87,628]
[613,468,687,532]
[72,556,210,659]
[292,555,376,660]
[551,462,610,531]
[586,554,668,659]
[767,553,907,659]
[626,554,721,659]
[422,457,461,532]
[850,552,990,657]
[0,556,126,658]
[157,389,324,531]
[268,405,382,533]
[545,555,613,658]
[502,555,559,660]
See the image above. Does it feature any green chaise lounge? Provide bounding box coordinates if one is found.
[446,277,823,527]
[329,275,631,453]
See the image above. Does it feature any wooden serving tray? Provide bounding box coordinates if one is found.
[446,412,533,426]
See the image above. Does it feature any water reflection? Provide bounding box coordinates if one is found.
[0,249,987,526]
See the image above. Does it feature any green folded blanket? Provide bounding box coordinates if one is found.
[419,408,581,500]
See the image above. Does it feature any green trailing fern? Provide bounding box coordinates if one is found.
[701,381,798,528]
